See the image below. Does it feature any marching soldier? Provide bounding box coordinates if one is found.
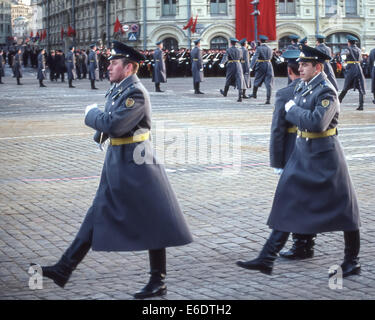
[239,38,251,99]
[0,49,4,84]
[37,48,47,87]
[237,45,361,278]
[249,35,274,104]
[219,38,245,102]
[14,48,23,85]
[88,44,99,90]
[152,41,167,92]
[66,45,76,88]
[47,50,57,82]
[315,34,338,91]
[339,35,366,110]
[369,45,375,104]
[299,37,308,46]
[191,38,204,94]
[32,40,193,299]
[287,35,300,50]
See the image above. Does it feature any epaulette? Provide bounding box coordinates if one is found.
[112,84,136,101]
[320,80,327,87]
[105,84,116,98]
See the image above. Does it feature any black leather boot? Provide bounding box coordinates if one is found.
[39,80,46,87]
[236,230,289,275]
[91,80,98,90]
[356,94,364,110]
[35,235,91,288]
[17,78,22,85]
[155,83,163,92]
[279,233,316,260]
[69,79,75,88]
[134,249,167,299]
[265,88,271,104]
[196,82,204,94]
[220,85,229,97]
[242,89,249,99]
[373,93,375,104]
[329,230,360,278]
[237,90,242,102]
[249,86,258,99]
[338,90,347,103]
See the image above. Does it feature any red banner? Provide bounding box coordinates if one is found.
[236,0,276,41]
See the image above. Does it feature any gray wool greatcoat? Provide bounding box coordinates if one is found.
[37,52,46,80]
[249,44,274,89]
[369,48,375,94]
[65,51,76,80]
[13,53,22,78]
[269,78,300,169]
[267,72,360,234]
[341,44,366,95]
[88,50,99,80]
[191,46,204,83]
[315,43,338,91]
[220,45,244,89]
[240,46,251,89]
[152,48,167,83]
[83,74,193,251]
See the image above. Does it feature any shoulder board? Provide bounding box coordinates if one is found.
[105,84,116,98]
[112,84,136,100]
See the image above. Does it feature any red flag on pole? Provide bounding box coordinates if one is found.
[114,17,124,34]
[191,15,198,33]
[67,25,76,37]
[183,16,194,30]
[36,31,40,39]
[61,27,64,40]
[30,31,33,38]
[42,29,47,41]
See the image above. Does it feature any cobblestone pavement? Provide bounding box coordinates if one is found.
[0,67,374,300]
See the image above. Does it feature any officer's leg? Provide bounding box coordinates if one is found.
[17,77,22,85]
[242,89,249,98]
[0,74,3,84]
[237,89,242,102]
[220,85,229,97]
[236,229,289,275]
[373,92,375,104]
[249,86,258,99]
[134,248,167,299]
[196,82,204,94]
[193,81,198,94]
[329,230,360,278]
[279,233,316,259]
[356,93,364,110]
[34,207,94,288]
[265,85,272,104]
[338,90,348,103]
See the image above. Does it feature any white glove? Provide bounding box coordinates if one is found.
[200,68,203,71]
[285,100,296,112]
[42,69,45,72]
[85,103,98,116]
[273,168,284,175]
[220,63,224,68]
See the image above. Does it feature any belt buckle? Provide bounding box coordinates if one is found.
[305,129,309,141]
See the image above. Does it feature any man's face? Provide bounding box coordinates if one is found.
[108,59,131,83]
[298,61,319,82]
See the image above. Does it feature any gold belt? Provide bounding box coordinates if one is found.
[193,59,198,61]
[287,126,297,133]
[228,60,240,63]
[257,60,270,62]
[110,131,150,146]
[297,127,337,139]
[155,59,160,62]
[346,61,360,64]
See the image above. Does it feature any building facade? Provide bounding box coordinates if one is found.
[39,0,375,54]
[0,0,12,46]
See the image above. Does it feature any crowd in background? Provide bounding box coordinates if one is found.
[0,43,372,81]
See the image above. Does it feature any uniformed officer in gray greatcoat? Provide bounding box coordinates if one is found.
[152,40,167,92]
[315,34,338,91]
[37,48,47,87]
[249,35,274,104]
[33,40,193,299]
[369,44,375,104]
[88,43,99,90]
[237,45,361,278]
[14,48,23,85]
[338,35,366,110]
[191,38,204,94]
[0,49,4,84]
[66,45,76,88]
[270,49,317,260]
[219,38,245,102]
[239,38,251,99]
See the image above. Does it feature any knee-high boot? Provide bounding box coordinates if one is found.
[237,89,242,102]
[249,86,258,99]
[338,90,347,103]
[155,83,163,92]
[220,85,229,97]
[242,89,249,99]
[356,93,364,110]
[39,80,46,87]
[373,93,375,104]
[279,233,316,259]
[196,82,204,94]
[69,79,75,88]
[236,230,289,275]
[265,87,271,104]
[134,248,167,299]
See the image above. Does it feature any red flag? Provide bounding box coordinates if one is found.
[183,16,193,30]
[61,27,64,40]
[191,15,198,33]
[114,17,123,34]
[67,25,75,37]
[36,31,40,39]
[30,31,33,38]
[42,29,47,41]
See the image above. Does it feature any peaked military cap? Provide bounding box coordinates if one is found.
[108,40,145,62]
[239,38,248,45]
[156,40,163,45]
[282,49,300,64]
[69,45,74,50]
[299,37,307,44]
[315,34,326,39]
[289,34,299,40]
[297,44,331,63]
[259,35,268,41]
[347,35,358,42]
[89,43,97,49]
[230,38,239,43]
[194,38,201,45]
